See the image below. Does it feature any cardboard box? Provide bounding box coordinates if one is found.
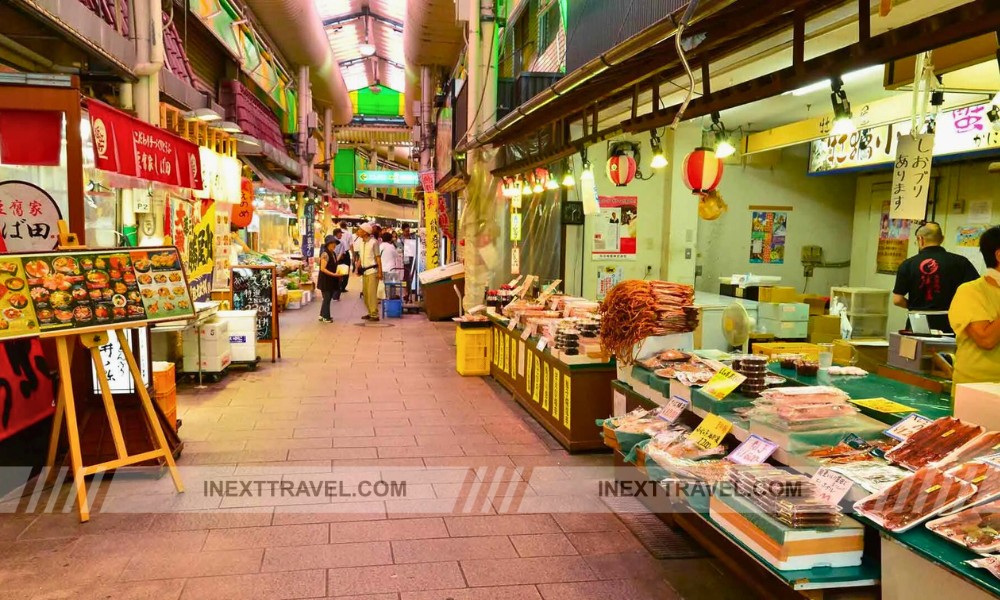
[759,318,808,339]
[809,315,841,341]
[798,294,828,316]
[955,384,1000,430]
[834,339,888,372]
[887,332,957,374]
[758,302,809,322]
[719,283,761,301]
[758,286,798,303]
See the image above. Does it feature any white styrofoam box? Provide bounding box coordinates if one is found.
[182,320,228,342]
[302,290,313,303]
[955,383,1000,431]
[216,310,257,336]
[286,300,302,310]
[183,336,231,359]
[757,302,809,323]
[183,351,232,373]
[635,332,695,360]
[228,331,256,362]
[759,318,808,339]
[418,262,465,285]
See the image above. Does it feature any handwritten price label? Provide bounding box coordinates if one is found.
[536,337,548,352]
[727,434,778,465]
[688,414,733,450]
[812,467,855,505]
[507,315,519,330]
[660,395,689,423]
[883,413,933,442]
[850,397,917,414]
[520,323,536,341]
[702,366,746,401]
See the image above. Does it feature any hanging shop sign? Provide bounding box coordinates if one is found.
[749,210,788,265]
[890,133,934,220]
[0,337,55,442]
[419,170,436,194]
[424,192,441,270]
[809,102,1000,174]
[356,170,419,187]
[301,201,316,259]
[592,196,637,261]
[876,198,914,274]
[232,178,255,229]
[0,181,62,252]
[510,212,522,242]
[213,206,232,291]
[0,247,193,342]
[187,201,215,302]
[196,147,242,203]
[88,101,203,190]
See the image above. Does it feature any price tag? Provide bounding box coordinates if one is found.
[687,414,733,450]
[850,397,918,414]
[520,323,535,341]
[726,434,779,465]
[811,467,855,505]
[669,380,692,405]
[883,413,933,442]
[550,299,559,311]
[536,337,547,352]
[507,315,519,330]
[507,276,522,288]
[702,366,747,401]
[613,390,627,416]
[660,395,689,423]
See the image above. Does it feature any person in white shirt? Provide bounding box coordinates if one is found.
[356,223,382,321]
[379,232,402,286]
[338,221,354,293]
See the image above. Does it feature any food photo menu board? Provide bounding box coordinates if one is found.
[0,247,194,341]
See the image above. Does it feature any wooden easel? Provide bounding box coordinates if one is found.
[45,326,184,522]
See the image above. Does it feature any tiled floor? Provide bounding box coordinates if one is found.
[0,283,742,600]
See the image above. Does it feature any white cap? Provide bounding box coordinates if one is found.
[360,223,374,234]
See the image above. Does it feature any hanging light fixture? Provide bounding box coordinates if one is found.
[545,170,560,190]
[531,172,544,194]
[708,113,736,159]
[579,149,598,216]
[649,129,668,169]
[561,160,575,187]
[830,76,855,135]
[520,177,531,196]
[682,148,724,194]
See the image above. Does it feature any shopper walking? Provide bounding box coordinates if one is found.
[334,228,352,299]
[357,223,382,321]
[317,234,345,323]
[338,221,354,294]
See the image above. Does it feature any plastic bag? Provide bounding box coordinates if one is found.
[377,281,386,300]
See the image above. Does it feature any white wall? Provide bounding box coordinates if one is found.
[696,145,858,295]
[850,158,1000,331]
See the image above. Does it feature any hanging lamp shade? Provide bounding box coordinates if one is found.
[682,147,724,194]
[605,154,636,187]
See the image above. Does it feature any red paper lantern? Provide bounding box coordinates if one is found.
[605,154,637,187]
[682,147,724,194]
[232,178,255,229]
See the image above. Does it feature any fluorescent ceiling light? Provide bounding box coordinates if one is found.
[232,133,261,147]
[216,121,242,133]
[359,43,376,57]
[786,65,883,97]
[184,108,222,122]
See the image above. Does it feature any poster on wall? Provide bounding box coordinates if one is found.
[749,211,787,264]
[213,205,232,291]
[592,196,638,261]
[955,225,988,272]
[876,199,913,274]
[597,266,623,301]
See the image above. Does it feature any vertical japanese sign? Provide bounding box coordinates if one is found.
[424,192,440,270]
[510,212,522,242]
[890,133,933,220]
[0,181,61,252]
[876,199,913,274]
[185,201,215,302]
[596,266,623,301]
[213,205,232,291]
[301,201,316,259]
[749,211,787,264]
[592,196,637,260]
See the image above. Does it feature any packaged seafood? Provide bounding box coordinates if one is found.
[927,498,1000,554]
[854,467,977,532]
[945,431,1000,466]
[884,417,985,471]
[944,462,1000,512]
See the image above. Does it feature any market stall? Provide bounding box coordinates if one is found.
[603,337,1000,599]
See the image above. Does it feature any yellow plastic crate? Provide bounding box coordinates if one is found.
[456,327,491,376]
[752,342,822,361]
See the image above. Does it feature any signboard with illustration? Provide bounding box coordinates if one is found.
[750,211,787,264]
[0,246,193,341]
[167,199,214,302]
[0,181,62,252]
[809,102,1000,174]
[593,196,638,261]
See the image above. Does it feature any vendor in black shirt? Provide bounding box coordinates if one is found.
[893,222,979,333]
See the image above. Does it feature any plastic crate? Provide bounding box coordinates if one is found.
[752,342,822,361]
[456,327,491,376]
[152,362,175,394]
[154,386,176,415]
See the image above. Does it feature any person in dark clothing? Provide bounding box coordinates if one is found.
[893,222,979,332]
[317,234,345,322]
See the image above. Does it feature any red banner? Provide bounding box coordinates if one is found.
[0,110,62,166]
[0,339,55,442]
[88,100,203,190]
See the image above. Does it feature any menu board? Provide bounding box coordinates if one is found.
[232,265,276,342]
[0,247,194,341]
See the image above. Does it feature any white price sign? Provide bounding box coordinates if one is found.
[613,390,627,416]
[507,315,519,330]
[520,323,535,341]
[726,434,779,465]
[660,395,689,423]
[536,337,547,352]
[883,413,933,442]
[811,467,856,505]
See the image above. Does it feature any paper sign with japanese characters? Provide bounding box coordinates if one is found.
[688,414,733,450]
[0,181,62,252]
[702,366,747,401]
[890,133,934,220]
[884,413,933,442]
[660,395,689,423]
[727,434,779,465]
[812,467,855,505]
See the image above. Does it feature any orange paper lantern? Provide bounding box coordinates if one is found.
[232,178,255,229]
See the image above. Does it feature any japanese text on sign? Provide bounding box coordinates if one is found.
[0,181,62,252]
[660,395,689,424]
[883,413,933,442]
[811,467,855,505]
[702,366,746,401]
[850,397,917,414]
[688,414,733,450]
[890,133,934,220]
[727,434,779,465]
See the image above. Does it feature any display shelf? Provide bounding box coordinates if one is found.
[769,365,952,422]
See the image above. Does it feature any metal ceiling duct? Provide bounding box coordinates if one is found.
[403,0,464,125]
[243,0,353,125]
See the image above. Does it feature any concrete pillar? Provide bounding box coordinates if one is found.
[659,122,702,286]
[419,65,434,173]
[298,65,312,188]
